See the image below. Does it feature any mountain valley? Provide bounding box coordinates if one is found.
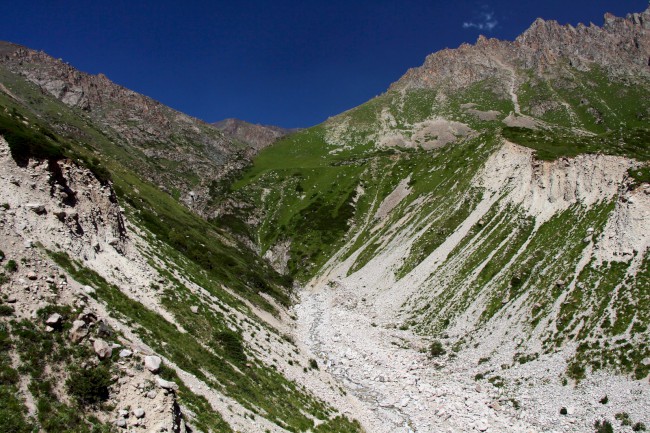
[0,7,649,433]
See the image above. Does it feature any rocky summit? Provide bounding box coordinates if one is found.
[0,7,649,433]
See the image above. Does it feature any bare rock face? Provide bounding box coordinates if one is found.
[212,118,297,152]
[391,7,650,96]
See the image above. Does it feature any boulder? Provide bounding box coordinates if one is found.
[156,377,179,391]
[133,408,145,419]
[25,203,46,214]
[115,418,127,428]
[27,272,38,280]
[144,355,162,373]
[119,349,133,358]
[45,313,62,326]
[97,321,112,338]
[146,390,157,399]
[93,339,112,359]
[190,306,199,314]
[69,320,89,343]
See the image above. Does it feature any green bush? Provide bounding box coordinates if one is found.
[0,306,14,317]
[429,340,446,358]
[633,422,647,432]
[616,412,632,426]
[4,260,17,273]
[594,420,614,433]
[309,359,319,370]
[66,366,112,406]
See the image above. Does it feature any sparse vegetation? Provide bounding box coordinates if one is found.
[4,260,17,273]
[66,366,112,406]
[429,340,446,358]
[594,419,614,433]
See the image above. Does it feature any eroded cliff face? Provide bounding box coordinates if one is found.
[293,140,649,433]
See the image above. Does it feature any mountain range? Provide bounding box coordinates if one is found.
[0,7,648,433]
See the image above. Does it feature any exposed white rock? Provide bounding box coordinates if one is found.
[144,355,162,373]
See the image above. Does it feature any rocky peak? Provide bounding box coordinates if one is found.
[0,40,250,217]
[212,118,297,152]
[391,8,650,94]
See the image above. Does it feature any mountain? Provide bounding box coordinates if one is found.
[0,6,649,433]
[213,118,298,152]
[0,41,262,217]
[227,7,650,432]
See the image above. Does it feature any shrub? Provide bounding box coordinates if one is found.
[66,366,112,406]
[429,340,446,358]
[0,306,14,317]
[633,422,647,431]
[214,330,247,364]
[4,260,17,273]
[567,362,586,381]
[309,358,319,370]
[599,395,609,404]
[594,420,614,433]
[616,412,632,426]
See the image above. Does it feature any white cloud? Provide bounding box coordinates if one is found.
[463,11,498,31]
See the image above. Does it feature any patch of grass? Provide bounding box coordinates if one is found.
[502,126,650,162]
[629,165,650,188]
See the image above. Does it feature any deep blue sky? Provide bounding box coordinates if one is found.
[2,1,648,128]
